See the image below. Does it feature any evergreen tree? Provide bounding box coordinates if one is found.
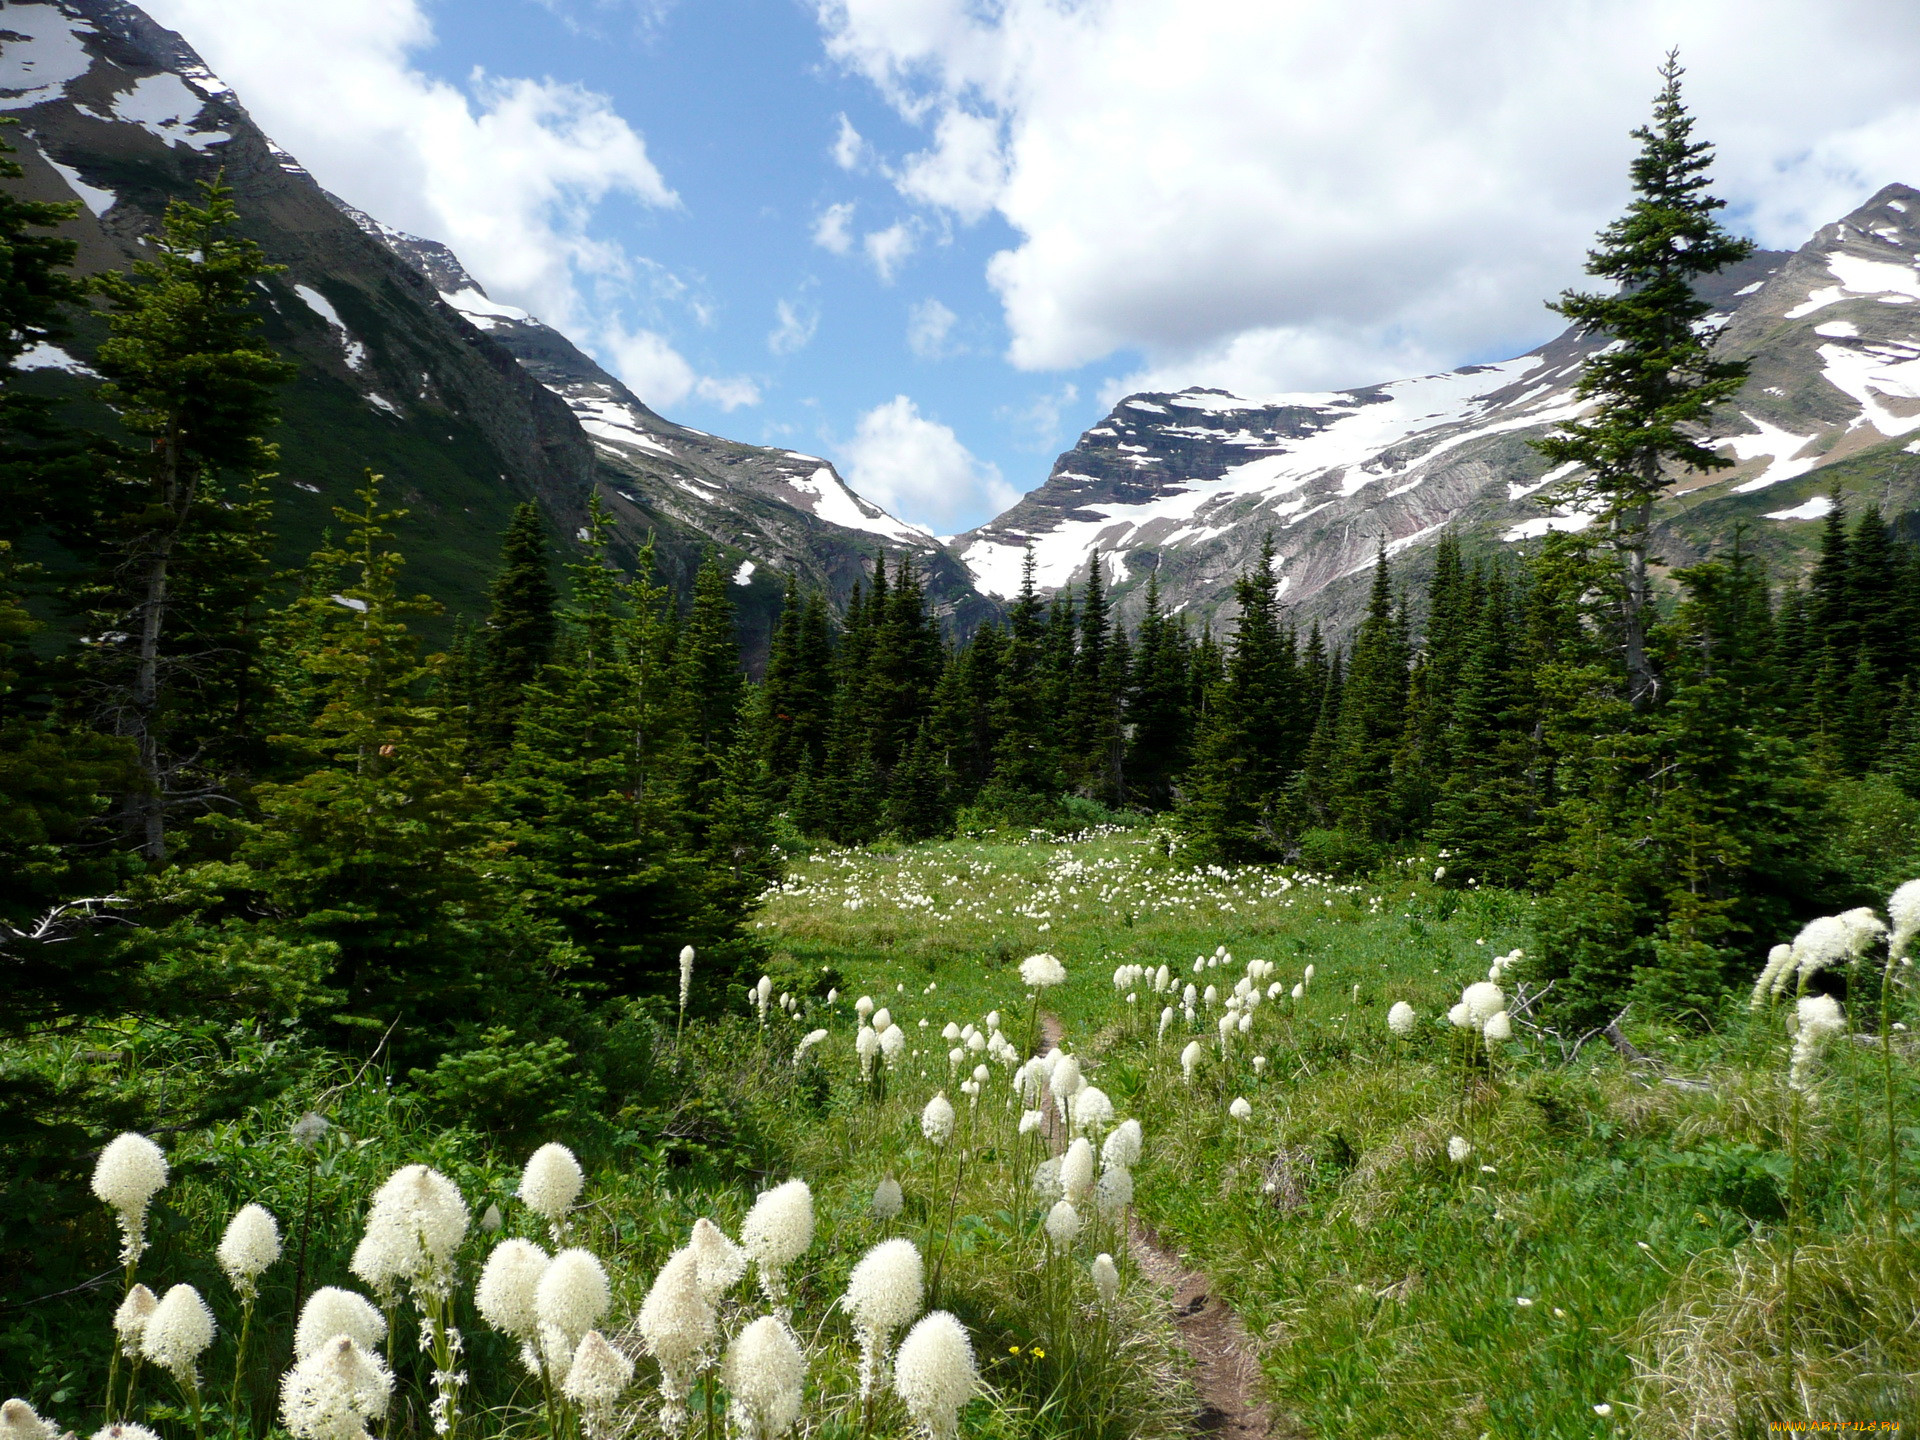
[206,477,499,1039]
[1329,550,1412,843]
[82,178,296,859]
[471,501,558,765]
[676,552,746,843]
[1126,568,1192,810]
[985,552,1062,816]
[1531,54,1753,710]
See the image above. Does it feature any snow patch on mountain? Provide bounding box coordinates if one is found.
[42,154,115,216]
[0,6,97,108]
[106,70,226,149]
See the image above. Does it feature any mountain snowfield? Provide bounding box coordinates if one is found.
[956,186,1920,627]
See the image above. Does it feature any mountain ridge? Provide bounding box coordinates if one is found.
[956,184,1920,635]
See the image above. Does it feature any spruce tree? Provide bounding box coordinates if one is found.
[1329,550,1412,844]
[208,476,498,1037]
[472,501,557,764]
[1531,54,1753,710]
[1126,569,1193,810]
[83,178,297,859]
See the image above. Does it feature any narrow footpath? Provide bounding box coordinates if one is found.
[1036,1014,1278,1438]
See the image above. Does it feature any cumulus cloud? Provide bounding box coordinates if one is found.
[818,0,1920,394]
[831,112,868,169]
[769,296,819,355]
[812,201,857,254]
[864,221,917,282]
[840,395,1020,532]
[906,298,958,359]
[142,0,750,412]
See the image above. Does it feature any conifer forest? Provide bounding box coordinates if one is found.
[7,55,1920,1440]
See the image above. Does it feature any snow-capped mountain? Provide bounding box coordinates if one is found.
[0,0,993,652]
[957,186,1920,632]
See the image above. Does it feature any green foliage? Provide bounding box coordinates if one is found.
[408,1026,603,1139]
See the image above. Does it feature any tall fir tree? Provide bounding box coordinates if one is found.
[1530,53,1753,710]
[82,178,297,859]
[471,501,558,766]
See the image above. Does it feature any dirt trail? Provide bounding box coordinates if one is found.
[1036,1014,1277,1438]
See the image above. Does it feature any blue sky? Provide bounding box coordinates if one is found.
[141,0,1920,536]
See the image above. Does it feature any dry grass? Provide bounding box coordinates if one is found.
[1631,1229,1920,1436]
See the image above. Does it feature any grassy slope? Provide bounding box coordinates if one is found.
[758,827,1920,1436]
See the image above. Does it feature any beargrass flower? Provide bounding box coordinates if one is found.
[295,1288,388,1363]
[856,1026,880,1079]
[113,1283,159,1359]
[844,1238,925,1399]
[279,1336,391,1440]
[536,1248,611,1374]
[1071,1086,1113,1137]
[637,1249,716,1431]
[1030,1157,1062,1201]
[216,1203,281,1301]
[684,1217,747,1302]
[92,1428,159,1440]
[1103,1118,1142,1170]
[1,1401,53,1440]
[1094,1165,1133,1221]
[873,1007,892,1032]
[741,1179,814,1305]
[1044,1200,1081,1252]
[1019,954,1066,988]
[1229,1097,1252,1122]
[794,1028,828,1064]
[475,1240,549,1351]
[856,995,875,1021]
[1091,1253,1119,1307]
[92,1133,168,1267]
[1447,1136,1472,1164]
[1790,994,1847,1091]
[1180,1040,1204,1083]
[562,1331,633,1438]
[720,1316,804,1440]
[1891,879,1920,958]
[1388,1001,1417,1036]
[1448,1002,1473,1029]
[1483,1012,1513,1043]
[519,1144,584,1234]
[1060,1138,1095,1206]
[880,1025,907,1065]
[141,1284,215,1386]
[921,1093,956,1146]
[352,1165,468,1298]
[1049,1054,1083,1105]
[1462,982,1505,1025]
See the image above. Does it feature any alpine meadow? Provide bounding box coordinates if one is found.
[10,6,1920,1440]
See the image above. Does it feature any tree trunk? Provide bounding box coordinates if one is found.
[1615,496,1658,711]
[125,429,194,863]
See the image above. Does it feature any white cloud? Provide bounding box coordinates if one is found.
[906,297,957,358]
[897,107,1004,222]
[141,0,751,414]
[818,0,1920,392]
[840,395,1020,531]
[769,296,819,355]
[695,374,763,411]
[864,221,917,282]
[1001,382,1079,453]
[812,200,856,254]
[831,112,867,169]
